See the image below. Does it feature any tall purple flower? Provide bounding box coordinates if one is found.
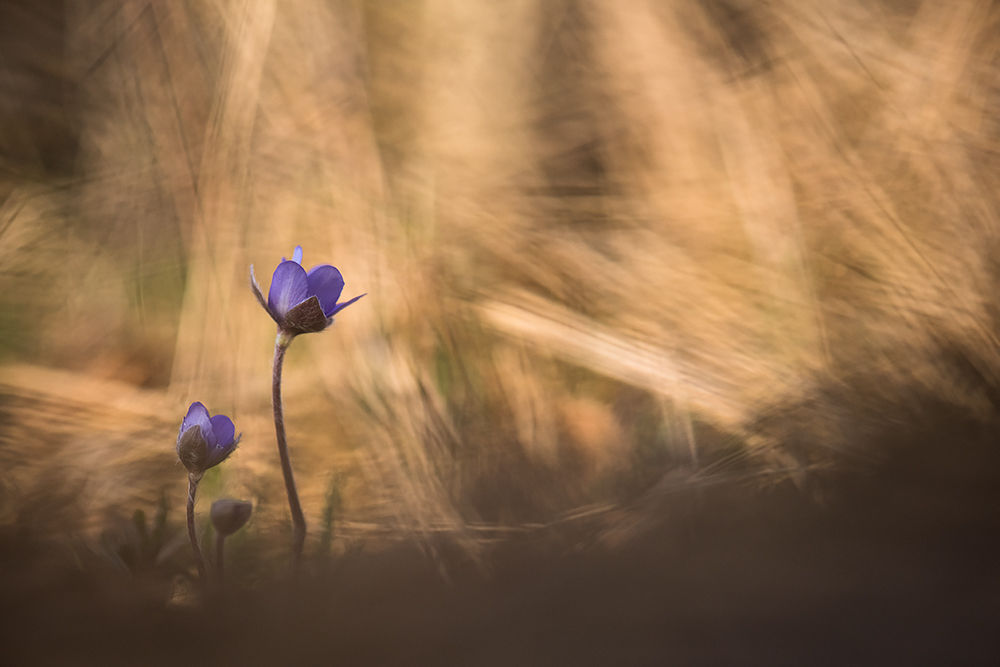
[251,245,365,336]
[250,245,365,577]
[176,402,240,476]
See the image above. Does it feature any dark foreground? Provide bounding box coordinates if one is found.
[2,410,999,666]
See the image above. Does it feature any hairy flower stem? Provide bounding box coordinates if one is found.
[186,473,207,584]
[273,334,306,578]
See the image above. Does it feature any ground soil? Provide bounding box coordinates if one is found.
[2,407,998,666]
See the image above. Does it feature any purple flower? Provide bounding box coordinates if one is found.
[251,245,365,335]
[176,402,241,475]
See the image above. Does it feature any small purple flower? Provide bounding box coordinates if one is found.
[251,245,365,336]
[176,402,241,475]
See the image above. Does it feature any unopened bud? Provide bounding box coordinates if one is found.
[210,499,253,536]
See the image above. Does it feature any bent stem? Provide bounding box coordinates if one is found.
[186,472,207,584]
[273,334,306,578]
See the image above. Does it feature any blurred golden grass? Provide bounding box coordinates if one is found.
[2,0,1000,554]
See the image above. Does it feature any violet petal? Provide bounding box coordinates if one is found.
[206,437,238,468]
[181,402,212,443]
[268,260,309,319]
[331,293,366,316]
[210,414,236,448]
[292,246,303,264]
[305,265,346,317]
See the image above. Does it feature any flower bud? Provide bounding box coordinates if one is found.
[210,499,253,536]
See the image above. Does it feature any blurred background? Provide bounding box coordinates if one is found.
[2,0,1000,581]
